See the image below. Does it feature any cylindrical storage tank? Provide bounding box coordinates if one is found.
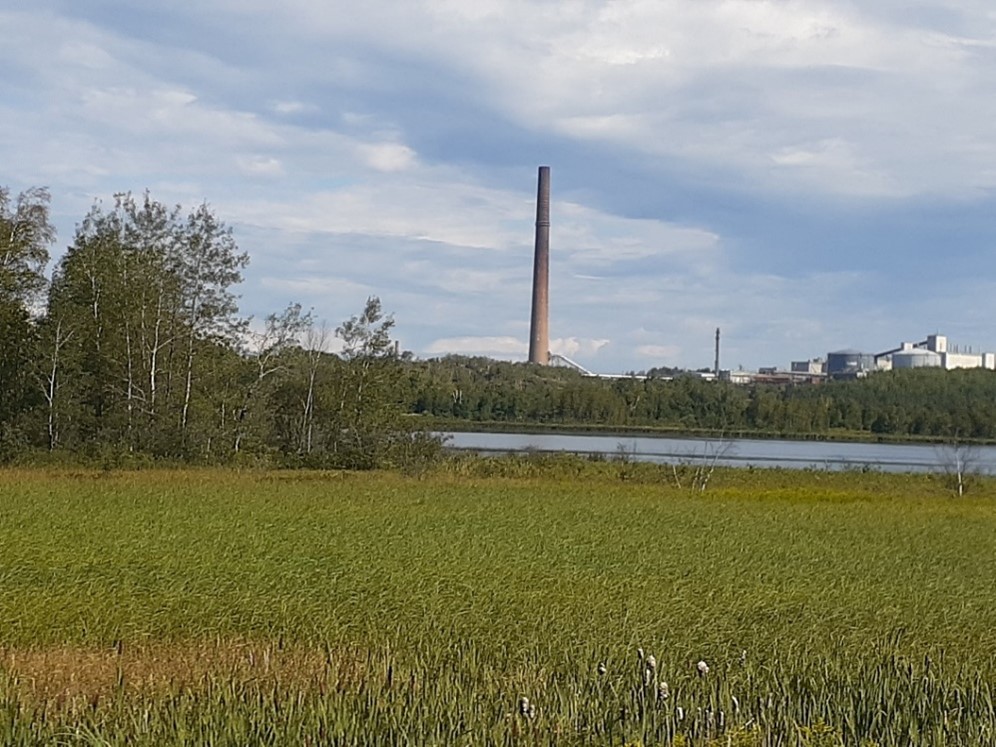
[892,349,942,369]
[827,349,866,375]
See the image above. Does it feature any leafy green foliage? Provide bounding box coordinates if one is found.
[0,186,55,304]
[40,192,251,456]
[0,186,54,451]
[0,186,437,468]
[404,355,996,441]
[5,182,996,467]
[0,300,38,458]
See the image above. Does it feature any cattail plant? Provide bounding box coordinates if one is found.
[657,681,670,703]
[518,696,530,717]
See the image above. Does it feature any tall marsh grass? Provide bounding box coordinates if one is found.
[0,466,994,744]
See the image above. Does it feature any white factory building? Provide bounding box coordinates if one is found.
[876,334,995,371]
[791,334,996,379]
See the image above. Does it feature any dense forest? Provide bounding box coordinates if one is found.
[0,187,437,468]
[401,356,996,440]
[3,186,995,468]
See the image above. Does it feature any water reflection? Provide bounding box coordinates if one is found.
[443,431,996,473]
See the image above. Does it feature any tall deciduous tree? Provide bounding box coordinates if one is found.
[45,193,249,455]
[298,319,331,456]
[0,186,55,305]
[0,186,55,453]
[176,203,249,443]
[326,296,442,469]
[329,297,399,467]
[48,197,137,446]
[231,303,311,454]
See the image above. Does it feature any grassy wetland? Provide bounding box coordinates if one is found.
[1,461,995,745]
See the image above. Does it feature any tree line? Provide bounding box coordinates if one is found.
[0,187,437,467]
[400,356,996,441]
[4,185,994,468]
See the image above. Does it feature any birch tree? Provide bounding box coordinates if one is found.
[35,314,75,450]
[300,319,330,455]
[45,194,248,454]
[0,186,55,451]
[0,186,55,304]
[176,203,249,443]
[231,303,309,454]
[46,205,129,444]
[266,314,330,460]
[118,193,183,431]
[327,297,442,469]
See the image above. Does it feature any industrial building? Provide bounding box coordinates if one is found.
[818,334,996,379]
[516,166,994,383]
[790,359,825,375]
[875,335,995,371]
[826,349,876,377]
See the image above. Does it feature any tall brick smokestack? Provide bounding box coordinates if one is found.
[529,166,551,365]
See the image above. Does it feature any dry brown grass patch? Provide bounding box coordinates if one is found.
[0,639,371,707]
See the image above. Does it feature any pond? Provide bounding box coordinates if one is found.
[443,431,995,473]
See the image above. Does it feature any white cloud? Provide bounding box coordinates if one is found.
[243,0,996,198]
[550,337,611,358]
[426,336,527,356]
[237,156,284,177]
[7,0,996,374]
[16,1,996,200]
[423,335,611,360]
[260,275,375,298]
[358,142,418,172]
[557,201,720,267]
[636,344,681,360]
[57,41,116,69]
[272,100,312,115]
[217,169,721,279]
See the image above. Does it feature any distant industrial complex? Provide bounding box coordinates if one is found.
[523,167,994,384]
[714,333,996,385]
[798,334,994,377]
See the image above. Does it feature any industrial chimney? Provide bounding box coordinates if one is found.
[714,327,720,377]
[528,166,551,365]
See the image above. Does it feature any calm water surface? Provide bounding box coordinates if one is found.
[444,431,996,473]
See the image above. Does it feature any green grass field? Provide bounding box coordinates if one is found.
[1,464,995,745]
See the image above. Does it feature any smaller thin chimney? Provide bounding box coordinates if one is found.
[714,327,721,377]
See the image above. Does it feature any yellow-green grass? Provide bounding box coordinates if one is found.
[0,466,994,745]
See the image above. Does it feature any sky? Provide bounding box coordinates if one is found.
[4,0,996,372]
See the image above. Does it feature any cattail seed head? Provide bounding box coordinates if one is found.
[637,647,644,661]
[657,681,670,702]
[696,660,710,676]
[646,654,657,671]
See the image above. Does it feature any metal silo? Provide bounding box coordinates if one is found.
[827,349,871,376]
[892,348,942,369]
